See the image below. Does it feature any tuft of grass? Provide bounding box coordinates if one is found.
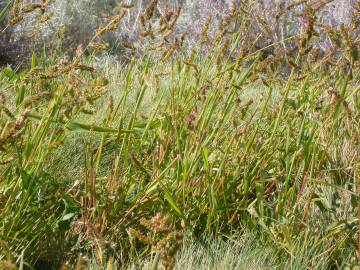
[0,1,359,269]
[87,230,342,270]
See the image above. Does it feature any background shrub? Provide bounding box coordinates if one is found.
[1,0,356,66]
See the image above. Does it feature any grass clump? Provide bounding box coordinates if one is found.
[0,1,360,269]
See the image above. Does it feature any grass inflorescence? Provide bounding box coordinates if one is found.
[0,0,360,269]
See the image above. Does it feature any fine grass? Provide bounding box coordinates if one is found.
[86,230,345,270]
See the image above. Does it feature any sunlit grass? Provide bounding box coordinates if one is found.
[0,1,359,269]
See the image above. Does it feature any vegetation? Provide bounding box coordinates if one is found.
[0,0,359,269]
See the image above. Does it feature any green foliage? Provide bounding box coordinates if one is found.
[0,1,12,24]
[0,1,359,269]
